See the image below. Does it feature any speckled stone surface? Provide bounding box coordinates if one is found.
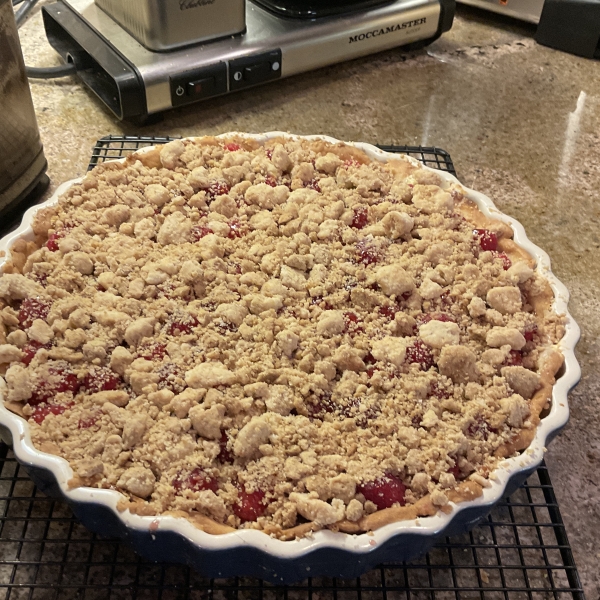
[14,2,600,596]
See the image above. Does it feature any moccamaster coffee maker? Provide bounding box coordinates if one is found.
[41,0,455,120]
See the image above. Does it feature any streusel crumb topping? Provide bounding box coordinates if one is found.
[0,137,564,537]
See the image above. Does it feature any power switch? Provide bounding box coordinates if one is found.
[187,77,215,97]
[170,63,227,107]
[229,50,282,91]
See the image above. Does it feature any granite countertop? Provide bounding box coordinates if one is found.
[16,2,600,596]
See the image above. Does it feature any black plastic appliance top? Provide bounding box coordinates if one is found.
[250,0,396,19]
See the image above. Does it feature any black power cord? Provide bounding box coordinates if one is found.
[26,63,77,78]
[15,0,38,25]
[16,0,77,79]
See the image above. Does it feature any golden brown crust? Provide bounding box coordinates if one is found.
[344,480,483,533]
[4,401,25,417]
[495,348,563,457]
[277,522,322,540]
[528,279,556,317]
[129,148,162,169]
[38,441,61,455]
[455,198,514,240]
[1,239,38,275]
[497,239,536,268]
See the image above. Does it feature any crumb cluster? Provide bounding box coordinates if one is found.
[0,137,564,537]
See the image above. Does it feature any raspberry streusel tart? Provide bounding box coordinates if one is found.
[0,135,567,540]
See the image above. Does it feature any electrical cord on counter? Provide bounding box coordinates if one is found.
[26,64,77,79]
[15,0,38,26]
[15,0,77,80]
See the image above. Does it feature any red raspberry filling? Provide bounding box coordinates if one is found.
[429,381,452,399]
[358,474,406,510]
[378,305,398,320]
[467,418,497,440]
[30,402,73,425]
[228,219,246,239]
[83,366,122,393]
[473,229,498,252]
[234,486,267,522]
[355,239,382,266]
[524,325,537,342]
[157,362,186,394]
[191,226,213,242]
[495,252,512,270]
[344,312,364,335]
[447,462,461,480]
[45,227,71,252]
[224,143,241,152]
[173,468,218,494]
[138,342,167,361]
[21,341,52,366]
[343,159,361,168]
[308,392,336,420]
[351,207,369,229]
[217,430,233,464]
[304,179,321,193]
[167,313,199,336]
[203,181,230,200]
[416,313,455,327]
[18,298,52,329]
[504,350,523,366]
[406,340,435,371]
[29,367,80,406]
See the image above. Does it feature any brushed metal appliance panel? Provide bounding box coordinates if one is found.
[65,0,440,114]
[94,0,246,52]
[457,0,545,24]
[282,4,439,74]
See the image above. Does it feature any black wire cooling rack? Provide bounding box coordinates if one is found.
[0,136,585,600]
[87,136,457,177]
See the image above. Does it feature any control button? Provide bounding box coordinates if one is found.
[187,77,215,97]
[229,50,282,91]
[170,62,227,107]
[243,62,272,84]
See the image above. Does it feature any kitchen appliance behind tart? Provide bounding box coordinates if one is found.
[40,0,454,120]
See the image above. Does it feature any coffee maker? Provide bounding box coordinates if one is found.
[41,0,456,120]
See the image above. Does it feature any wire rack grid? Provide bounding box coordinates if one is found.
[0,136,585,600]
